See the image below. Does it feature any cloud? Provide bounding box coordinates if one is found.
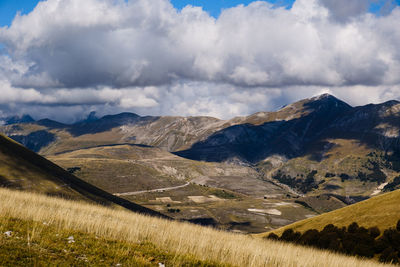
[319,0,370,22]
[319,0,399,22]
[0,0,400,121]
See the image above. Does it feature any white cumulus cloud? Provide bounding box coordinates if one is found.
[0,0,399,121]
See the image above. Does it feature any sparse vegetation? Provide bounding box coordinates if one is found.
[66,166,81,174]
[383,176,400,192]
[167,208,181,213]
[272,170,318,193]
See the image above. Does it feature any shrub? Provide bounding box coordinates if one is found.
[167,208,180,213]
[374,239,388,254]
[325,172,335,178]
[380,247,399,263]
[368,227,380,239]
[272,220,400,262]
[299,229,319,246]
[281,229,301,242]
[347,222,359,233]
[380,229,400,248]
[267,233,279,240]
[322,224,338,233]
[383,176,400,192]
[339,173,350,182]
[317,232,340,250]
[342,234,357,255]
[354,243,375,258]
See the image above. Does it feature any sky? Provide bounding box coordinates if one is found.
[1,0,400,122]
[0,0,296,26]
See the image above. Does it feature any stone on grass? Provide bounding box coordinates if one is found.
[4,231,12,237]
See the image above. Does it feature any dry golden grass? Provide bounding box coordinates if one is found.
[0,188,388,267]
[261,189,400,237]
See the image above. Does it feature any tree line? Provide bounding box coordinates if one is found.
[266,220,400,264]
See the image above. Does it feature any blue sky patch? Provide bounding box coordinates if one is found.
[1,0,399,27]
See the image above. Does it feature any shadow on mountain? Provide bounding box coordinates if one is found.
[11,130,56,152]
[175,97,400,164]
[67,113,159,136]
[187,217,217,226]
[0,175,22,189]
[36,119,67,129]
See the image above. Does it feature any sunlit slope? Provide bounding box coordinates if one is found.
[0,134,164,217]
[261,189,400,236]
[0,187,386,267]
[47,143,266,193]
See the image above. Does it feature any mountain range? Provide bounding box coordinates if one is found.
[2,93,400,232]
[5,94,400,160]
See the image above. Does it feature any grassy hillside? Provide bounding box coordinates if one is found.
[0,217,218,266]
[0,187,387,267]
[261,189,400,236]
[0,134,164,217]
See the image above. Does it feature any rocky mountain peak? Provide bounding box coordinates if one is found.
[85,111,99,122]
[305,93,351,108]
[1,114,35,125]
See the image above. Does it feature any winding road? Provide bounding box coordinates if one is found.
[114,182,191,196]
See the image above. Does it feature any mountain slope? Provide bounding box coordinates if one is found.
[175,94,355,163]
[0,134,165,217]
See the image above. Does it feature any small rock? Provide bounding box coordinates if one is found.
[4,231,12,237]
[77,255,88,262]
[159,263,165,267]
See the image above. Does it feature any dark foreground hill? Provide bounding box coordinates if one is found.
[0,134,165,217]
